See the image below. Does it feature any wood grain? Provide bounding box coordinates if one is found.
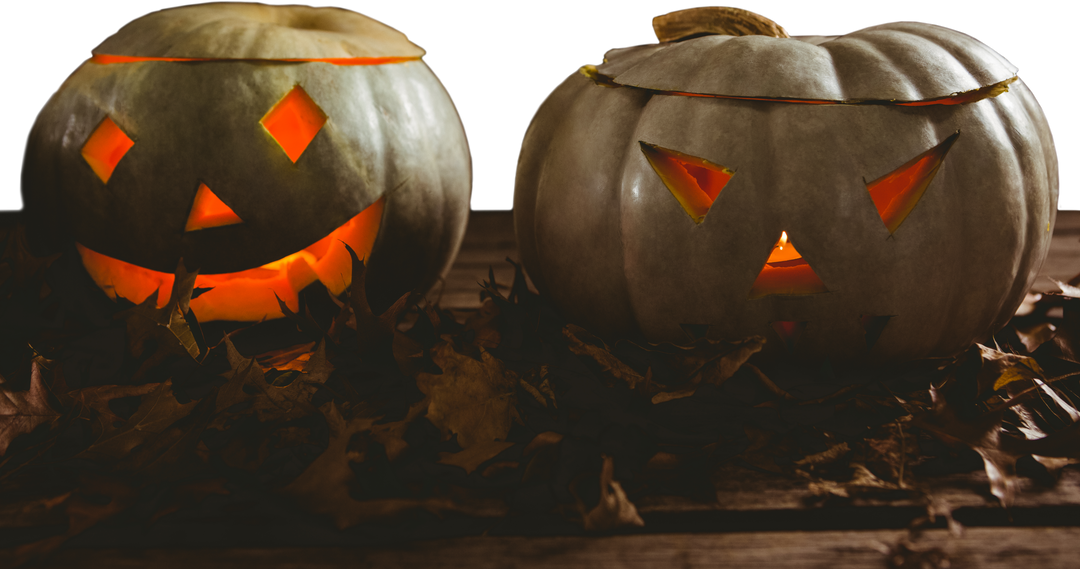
[39,527,1080,568]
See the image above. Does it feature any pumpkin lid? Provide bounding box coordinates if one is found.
[92,2,425,60]
[591,8,1017,104]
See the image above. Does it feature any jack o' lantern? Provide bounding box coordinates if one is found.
[515,7,1058,360]
[22,2,471,321]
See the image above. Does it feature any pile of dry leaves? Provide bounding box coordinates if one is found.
[1,217,1080,565]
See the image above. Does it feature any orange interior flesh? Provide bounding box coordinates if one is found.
[261,86,328,163]
[639,141,734,223]
[185,183,244,232]
[81,116,135,184]
[77,196,384,322]
[866,132,959,234]
[749,231,828,299]
[91,54,419,66]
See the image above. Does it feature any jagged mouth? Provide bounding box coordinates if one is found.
[76,197,384,322]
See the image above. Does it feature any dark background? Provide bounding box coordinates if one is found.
[10,0,1071,209]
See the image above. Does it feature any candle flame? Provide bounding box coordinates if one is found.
[778,231,788,250]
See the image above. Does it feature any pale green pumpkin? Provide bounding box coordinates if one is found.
[23,3,471,320]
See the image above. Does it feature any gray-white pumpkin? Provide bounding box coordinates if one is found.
[515,7,1057,360]
[22,2,471,321]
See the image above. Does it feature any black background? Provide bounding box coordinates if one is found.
[10,2,1071,208]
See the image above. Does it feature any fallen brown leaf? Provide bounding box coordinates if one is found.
[0,359,60,456]
[416,343,518,449]
[438,440,515,474]
[564,325,646,390]
[80,381,195,461]
[582,455,644,531]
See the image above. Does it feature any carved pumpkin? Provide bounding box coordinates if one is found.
[22,2,471,321]
[515,8,1058,360]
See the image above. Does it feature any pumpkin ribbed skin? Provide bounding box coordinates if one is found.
[22,3,470,315]
[515,21,1057,361]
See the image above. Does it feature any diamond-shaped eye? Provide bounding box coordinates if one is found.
[866,132,959,234]
[261,85,328,163]
[82,116,134,183]
[640,141,734,224]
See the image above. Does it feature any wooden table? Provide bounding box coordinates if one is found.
[28,210,1080,568]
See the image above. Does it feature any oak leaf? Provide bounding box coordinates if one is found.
[0,359,60,456]
[80,380,195,461]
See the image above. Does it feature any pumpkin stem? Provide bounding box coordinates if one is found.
[653,7,789,42]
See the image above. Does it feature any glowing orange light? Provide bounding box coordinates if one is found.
[640,141,734,223]
[749,232,828,299]
[77,197,384,322]
[81,116,134,183]
[866,132,959,234]
[185,183,243,232]
[261,85,327,163]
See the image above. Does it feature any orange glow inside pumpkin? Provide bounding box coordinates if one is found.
[866,132,959,234]
[81,116,134,184]
[770,320,807,351]
[749,231,828,299]
[185,183,244,231]
[77,196,384,322]
[261,85,327,163]
[639,141,734,223]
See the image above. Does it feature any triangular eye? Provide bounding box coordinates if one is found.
[82,116,134,184]
[749,231,828,299]
[185,183,243,232]
[261,85,328,163]
[866,132,959,234]
[640,141,734,224]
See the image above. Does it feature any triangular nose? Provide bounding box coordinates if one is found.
[185,183,243,232]
[748,231,828,299]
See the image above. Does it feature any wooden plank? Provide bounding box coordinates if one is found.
[1035,210,1080,292]
[38,527,1080,568]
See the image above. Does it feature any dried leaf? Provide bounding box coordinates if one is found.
[256,342,317,372]
[582,455,644,531]
[221,336,331,422]
[795,442,851,467]
[978,344,1046,391]
[370,398,428,462]
[564,325,645,389]
[0,359,60,456]
[1,476,136,566]
[80,381,195,461]
[650,337,765,403]
[523,431,564,457]
[119,261,201,366]
[415,343,518,449]
[279,402,456,529]
[438,440,515,474]
[1015,322,1056,353]
[1052,278,1080,298]
[69,383,158,425]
